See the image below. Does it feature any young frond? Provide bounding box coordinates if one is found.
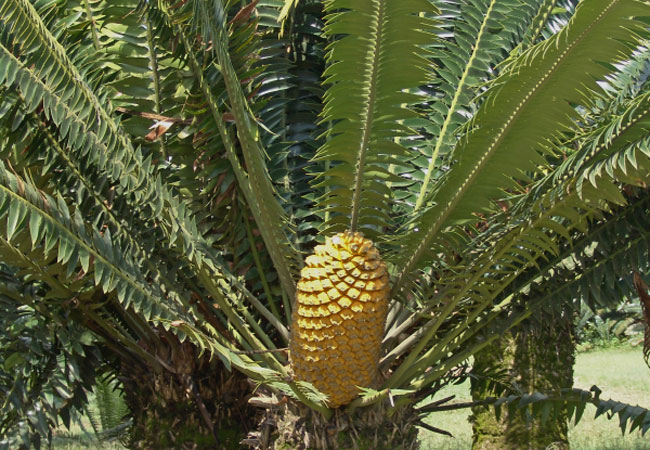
[315,0,437,237]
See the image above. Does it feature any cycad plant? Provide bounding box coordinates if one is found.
[3,0,650,448]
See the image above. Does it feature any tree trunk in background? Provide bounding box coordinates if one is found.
[120,340,253,449]
[471,310,575,450]
[470,331,517,449]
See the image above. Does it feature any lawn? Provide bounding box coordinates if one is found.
[52,346,650,449]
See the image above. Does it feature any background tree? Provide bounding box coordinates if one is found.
[471,187,650,449]
[471,313,575,450]
[2,0,650,449]
[470,31,650,448]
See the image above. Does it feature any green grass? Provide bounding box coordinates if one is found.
[419,345,650,450]
[52,437,125,450]
[569,346,650,450]
[418,380,474,450]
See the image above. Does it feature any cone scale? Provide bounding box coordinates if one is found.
[289,231,390,407]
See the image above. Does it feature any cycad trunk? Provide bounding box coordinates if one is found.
[249,397,419,450]
[120,340,253,449]
[471,311,575,450]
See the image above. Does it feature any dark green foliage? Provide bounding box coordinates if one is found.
[502,189,650,317]
[0,266,103,450]
[393,0,650,290]
[403,0,543,210]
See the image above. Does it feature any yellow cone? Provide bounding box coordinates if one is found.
[289,231,390,407]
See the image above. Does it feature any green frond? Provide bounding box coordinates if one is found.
[0,287,107,447]
[252,0,328,254]
[90,374,129,437]
[0,162,190,324]
[0,0,276,332]
[489,388,650,436]
[393,0,650,293]
[0,233,80,301]
[604,41,650,102]
[278,0,300,28]
[203,1,299,300]
[389,186,644,393]
[548,87,650,182]
[0,0,133,174]
[513,190,650,311]
[412,0,541,211]
[165,318,330,414]
[498,85,650,309]
[315,0,437,236]
[0,47,197,322]
[162,318,262,371]
[1,0,219,272]
[411,384,650,437]
[119,1,287,308]
[100,0,185,160]
[155,0,299,302]
[518,0,561,51]
[4,0,296,365]
[197,261,290,356]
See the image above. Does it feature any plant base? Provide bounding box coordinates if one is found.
[121,340,252,449]
[246,392,419,450]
